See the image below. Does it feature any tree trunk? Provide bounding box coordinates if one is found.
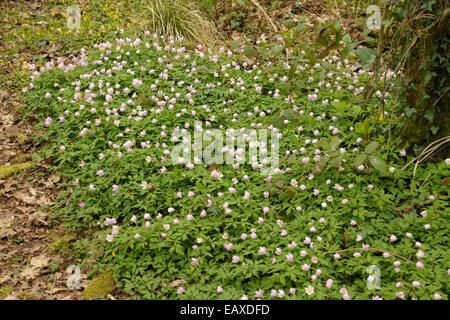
[401,4,450,158]
[224,0,232,15]
[223,0,233,28]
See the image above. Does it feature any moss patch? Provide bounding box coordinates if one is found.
[0,162,35,179]
[17,133,32,145]
[17,291,36,300]
[0,286,13,298]
[83,271,115,299]
[49,225,77,252]
[49,233,77,252]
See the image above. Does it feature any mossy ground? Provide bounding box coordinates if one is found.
[83,271,115,299]
[0,286,13,298]
[0,161,35,179]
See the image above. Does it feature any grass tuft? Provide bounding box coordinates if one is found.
[138,0,220,46]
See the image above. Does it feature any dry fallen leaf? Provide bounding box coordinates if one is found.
[0,216,16,239]
[13,190,36,204]
[44,174,60,188]
[49,287,67,295]
[169,279,186,288]
[27,211,48,226]
[20,255,51,280]
[0,90,8,104]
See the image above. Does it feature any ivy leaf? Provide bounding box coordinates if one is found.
[424,110,434,122]
[424,71,436,85]
[430,126,439,135]
[404,107,416,118]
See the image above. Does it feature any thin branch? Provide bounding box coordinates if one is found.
[247,0,278,33]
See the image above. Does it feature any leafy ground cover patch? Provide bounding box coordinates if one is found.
[23,31,449,300]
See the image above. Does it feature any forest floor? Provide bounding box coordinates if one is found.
[0,0,79,299]
[0,0,110,300]
[0,0,364,300]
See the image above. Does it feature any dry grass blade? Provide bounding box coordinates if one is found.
[401,136,450,176]
[138,0,219,47]
[248,0,279,33]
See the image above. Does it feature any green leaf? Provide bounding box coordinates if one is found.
[332,100,349,111]
[352,105,362,114]
[341,44,355,58]
[362,56,376,69]
[424,110,434,122]
[274,179,285,189]
[322,61,333,70]
[365,141,379,154]
[288,61,298,79]
[32,153,43,163]
[244,46,256,58]
[370,155,387,173]
[329,136,341,150]
[328,156,341,168]
[318,47,331,59]
[284,186,297,198]
[404,107,416,118]
[430,126,439,135]
[284,19,297,29]
[354,153,367,167]
[329,21,343,33]
[357,47,376,63]
[355,120,370,135]
[424,71,436,85]
[334,31,342,45]
[342,34,352,43]
[294,23,307,35]
[270,44,283,55]
[295,79,305,90]
[316,28,330,47]
[230,39,242,50]
[361,28,372,38]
